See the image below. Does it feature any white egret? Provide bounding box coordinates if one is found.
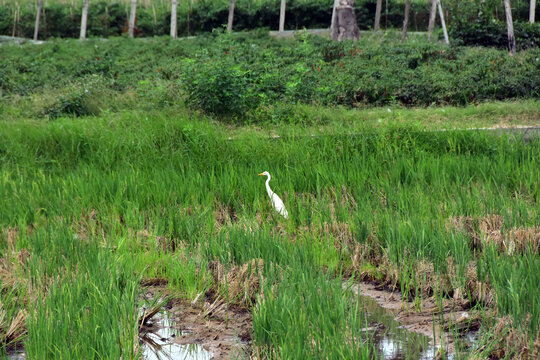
[258,171,288,219]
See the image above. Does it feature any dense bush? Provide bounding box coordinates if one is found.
[450,20,540,50]
[1,33,539,120]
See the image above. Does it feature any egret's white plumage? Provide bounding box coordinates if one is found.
[258,171,288,219]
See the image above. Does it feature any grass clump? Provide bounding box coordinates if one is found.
[41,74,113,118]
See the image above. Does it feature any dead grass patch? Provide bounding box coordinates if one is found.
[208,258,264,308]
[0,307,27,350]
[214,200,239,230]
[447,215,539,255]
[473,315,540,360]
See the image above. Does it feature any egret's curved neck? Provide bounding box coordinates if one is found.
[265,175,273,196]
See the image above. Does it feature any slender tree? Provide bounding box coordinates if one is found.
[402,0,410,41]
[331,0,360,41]
[427,0,437,41]
[279,0,286,31]
[80,0,89,39]
[227,0,236,33]
[171,0,177,38]
[331,0,338,33]
[33,0,43,40]
[530,0,536,23]
[504,0,516,55]
[374,0,382,31]
[437,0,449,44]
[12,2,20,37]
[128,0,137,38]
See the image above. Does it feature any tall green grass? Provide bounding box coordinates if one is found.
[8,223,140,359]
[0,111,538,357]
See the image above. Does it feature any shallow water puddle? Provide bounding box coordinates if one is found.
[350,282,478,359]
[140,311,213,360]
[360,294,439,359]
[7,351,25,360]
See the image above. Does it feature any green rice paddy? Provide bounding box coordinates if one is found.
[0,107,538,358]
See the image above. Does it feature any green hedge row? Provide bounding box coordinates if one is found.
[1,33,539,120]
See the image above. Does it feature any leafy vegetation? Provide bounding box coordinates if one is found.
[1,32,539,120]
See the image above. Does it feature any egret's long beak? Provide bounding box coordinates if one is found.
[258,173,264,176]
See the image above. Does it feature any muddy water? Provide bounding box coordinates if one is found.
[351,282,478,359]
[359,294,440,359]
[140,311,213,360]
[6,351,25,360]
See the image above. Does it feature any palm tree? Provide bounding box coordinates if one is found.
[227,0,236,33]
[171,0,178,38]
[128,0,137,38]
[427,0,437,41]
[279,0,286,32]
[80,0,89,39]
[374,0,382,31]
[331,0,360,41]
[402,0,410,41]
[33,0,43,40]
[504,0,516,55]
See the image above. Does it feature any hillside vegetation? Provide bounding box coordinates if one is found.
[1,32,539,122]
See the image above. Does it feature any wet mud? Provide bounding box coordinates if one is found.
[350,282,479,357]
[139,288,251,360]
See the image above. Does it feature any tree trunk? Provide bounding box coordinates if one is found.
[227,0,236,33]
[80,0,89,39]
[331,0,360,42]
[504,0,516,55]
[530,0,536,23]
[279,0,286,31]
[12,3,20,37]
[128,0,137,38]
[331,0,338,34]
[437,0,449,44]
[402,0,410,42]
[427,0,437,41]
[374,0,382,31]
[34,0,43,40]
[171,0,177,38]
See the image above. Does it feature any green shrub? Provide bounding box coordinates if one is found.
[180,57,257,118]
[42,74,112,118]
[135,78,181,109]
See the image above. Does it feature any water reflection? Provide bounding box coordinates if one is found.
[140,311,213,360]
[358,295,442,360]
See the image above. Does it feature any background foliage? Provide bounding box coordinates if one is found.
[1,0,538,48]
